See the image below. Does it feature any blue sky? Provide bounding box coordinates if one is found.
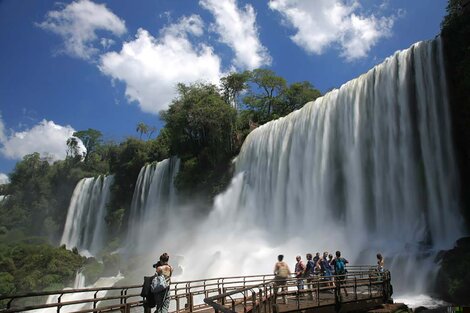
[0,0,448,181]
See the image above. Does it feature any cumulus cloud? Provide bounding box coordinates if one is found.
[0,119,84,162]
[200,0,271,69]
[268,0,395,61]
[99,15,223,115]
[0,113,6,143]
[0,173,9,185]
[37,0,126,60]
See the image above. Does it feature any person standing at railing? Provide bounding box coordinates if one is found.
[304,253,315,299]
[313,252,321,275]
[155,253,173,313]
[376,253,385,282]
[331,251,349,297]
[273,254,291,303]
[318,252,334,287]
[376,253,384,272]
[294,255,306,291]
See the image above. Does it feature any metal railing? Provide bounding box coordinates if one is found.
[0,266,389,313]
[204,269,392,313]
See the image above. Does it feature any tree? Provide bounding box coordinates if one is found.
[160,83,237,199]
[73,129,102,163]
[243,69,287,122]
[66,137,83,160]
[136,122,149,139]
[220,71,250,110]
[282,81,322,115]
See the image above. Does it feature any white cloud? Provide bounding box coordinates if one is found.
[37,0,126,60]
[99,15,223,115]
[268,0,395,61]
[200,0,271,69]
[0,119,84,162]
[0,113,6,143]
[0,173,9,185]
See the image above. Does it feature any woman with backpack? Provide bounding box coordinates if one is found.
[154,253,173,313]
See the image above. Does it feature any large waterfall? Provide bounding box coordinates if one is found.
[61,175,114,257]
[126,158,180,252]
[56,38,463,300]
[171,38,464,295]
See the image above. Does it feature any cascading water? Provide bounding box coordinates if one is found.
[33,272,124,313]
[61,175,114,257]
[169,38,463,296]
[126,158,180,252]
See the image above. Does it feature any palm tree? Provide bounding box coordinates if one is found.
[136,122,149,139]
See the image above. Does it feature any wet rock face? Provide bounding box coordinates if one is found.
[435,237,470,305]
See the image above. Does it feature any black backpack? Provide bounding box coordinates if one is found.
[141,275,157,308]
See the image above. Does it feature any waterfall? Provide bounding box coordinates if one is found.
[126,158,180,252]
[32,272,124,313]
[176,38,463,294]
[60,175,114,257]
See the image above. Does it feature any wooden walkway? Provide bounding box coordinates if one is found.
[0,266,393,313]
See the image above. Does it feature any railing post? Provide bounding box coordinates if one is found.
[243,290,247,313]
[369,276,372,298]
[252,291,257,313]
[334,282,341,313]
[258,289,264,313]
[57,294,63,313]
[189,292,194,312]
[94,290,99,309]
[317,280,320,306]
[354,277,357,301]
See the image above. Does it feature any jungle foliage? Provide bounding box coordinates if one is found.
[0,69,321,293]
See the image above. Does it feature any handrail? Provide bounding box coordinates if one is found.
[204,269,392,313]
[0,266,390,313]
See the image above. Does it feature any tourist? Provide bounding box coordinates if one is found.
[273,255,291,303]
[376,253,385,282]
[319,252,333,287]
[313,252,320,272]
[376,253,384,272]
[305,253,315,277]
[304,253,315,298]
[294,255,306,290]
[328,254,333,266]
[331,251,349,297]
[155,253,173,313]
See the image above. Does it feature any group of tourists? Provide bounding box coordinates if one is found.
[273,251,385,298]
[142,251,385,311]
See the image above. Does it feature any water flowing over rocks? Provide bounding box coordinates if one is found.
[60,175,114,257]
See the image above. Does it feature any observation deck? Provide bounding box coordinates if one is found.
[0,266,394,313]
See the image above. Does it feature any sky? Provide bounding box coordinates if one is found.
[0,0,448,182]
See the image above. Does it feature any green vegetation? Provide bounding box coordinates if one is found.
[436,237,470,304]
[436,0,470,303]
[441,0,470,226]
[0,235,86,294]
[0,69,320,294]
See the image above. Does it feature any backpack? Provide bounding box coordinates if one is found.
[141,275,157,308]
[335,258,346,275]
[151,274,168,294]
